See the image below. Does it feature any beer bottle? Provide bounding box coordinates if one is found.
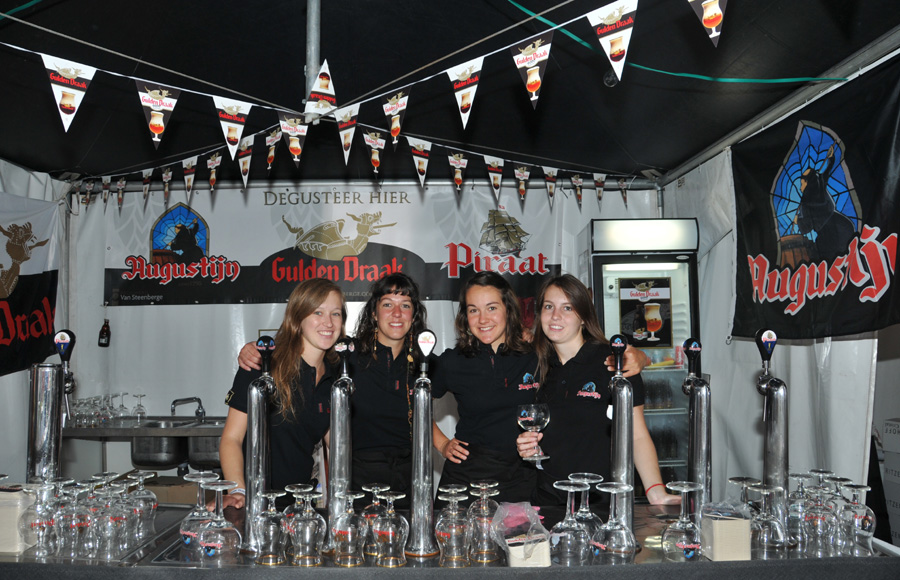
[98,318,111,347]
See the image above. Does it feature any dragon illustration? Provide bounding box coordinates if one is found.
[0,222,50,298]
[282,212,396,260]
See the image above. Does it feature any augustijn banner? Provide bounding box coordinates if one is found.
[103,184,561,306]
[731,57,900,339]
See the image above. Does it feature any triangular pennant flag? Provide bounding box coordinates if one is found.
[304,60,337,120]
[277,111,308,168]
[141,169,153,203]
[39,54,97,132]
[207,152,222,193]
[116,177,126,210]
[511,31,554,108]
[407,136,432,187]
[618,177,629,208]
[484,155,505,203]
[593,173,607,212]
[82,180,94,211]
[446,57,484,129]
[514,166,531,204]
[264,128,282,174]
[237,136,254,189]
[183,156,198,196]
[688,0,726,46]
[542,166,558,208]
[587,0,638,81]
[381,86,411,149]
[135,81,181,148]
[212,96,253,159]
[161,167,173,208]
[101,176,111,206]
[570,174,584,209]
[363,130,386,177]
[334,104,360,165]
[448,151,469,193]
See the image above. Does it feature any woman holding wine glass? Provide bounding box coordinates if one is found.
[515,274,679,506]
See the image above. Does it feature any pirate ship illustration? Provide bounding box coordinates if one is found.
[479,210,529,256]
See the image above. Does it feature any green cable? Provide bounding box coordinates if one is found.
[0,0,46,21]
[506,0,846,84]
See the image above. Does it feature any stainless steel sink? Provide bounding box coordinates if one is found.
[186,421,224,469]
[130,418,225,470]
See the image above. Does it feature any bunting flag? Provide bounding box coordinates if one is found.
[484,155,505,203]
[141,168,153,202]
[570,174,584,209]
[237,136,254,189]
[161,167,172,208]
[587,0,638,81]
[82,180,94,211]
[212,96,253,160]
[102,176,111,206]
[515,166,531,203]
[278,111,308,168]
[593,172,607,211]
[208,152,222,192]
[446,57,484,130]
[0,194,60,376]
[182,156,198,196]
[448,151,469,193]
[335,104,360,165]
[265,129,282,173]
[135,81,180,148]
[304,60,337,120]
[116,177,126,210]
[542,166,559,208]
[510,31,553,108]
[617,177,629,208]
[381,87,411,149]
[363,130,386,177]
[407,136,432,187]
[688,0,726,46]
[39,53,97,132]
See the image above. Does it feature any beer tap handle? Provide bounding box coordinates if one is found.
[755,329,777,395]
[334,337,354,378]
[682,337,702,395]
[255,335,275,375]
[609,334,627,375]
[54,330,76,366]
[416,330,436,375]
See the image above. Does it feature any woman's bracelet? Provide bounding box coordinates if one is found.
[645,482,664,494]
[229,487,246,496]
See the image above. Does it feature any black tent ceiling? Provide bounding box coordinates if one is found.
[1,0,899,188]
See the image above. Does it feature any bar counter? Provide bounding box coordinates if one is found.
[1,503,897,579]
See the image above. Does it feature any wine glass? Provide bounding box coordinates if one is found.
[568,472,604,537]
[468,483,501,564]
[361,483,390,557]
[592,482,636,565]
[809,468,835,487]
[517,404,550,466]
[435,491,470,568]
[727,476,761,516]
[94,484,130,560]
[661,481,703,562]
[282,483,314,561]
[126,471,158,544]
[19,483,58,558]
[787,472,814,545]
[372,491,409,568]
[179,471,219,555]
[116,392,130,418]
[198,480,242,567]
[803,485,838,558]
[332,491,367,567]
[839,483,876,557]
[55,482,92,558]
[132,394,147,421]
[748,483,788,560]
[254,490,287,565]
[550,480,591,566]
[286,491,326,566]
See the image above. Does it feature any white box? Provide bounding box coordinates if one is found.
[884,480,900,515]
[884,452,900,485]
[700,515,751,561]
[507,539,551,567]
[883,418,900,453]
[0,489,33,553]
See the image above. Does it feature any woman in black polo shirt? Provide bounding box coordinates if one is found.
[515,274,679,506]
[221,278,345,508]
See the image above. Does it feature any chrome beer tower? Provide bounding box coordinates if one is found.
[755,329,789,495]
[608,334,635,532]
[325,337,355,553]
[27,330,77,483]
[681,338,711,508]
[406,330,439,558]
[242,335,275,553]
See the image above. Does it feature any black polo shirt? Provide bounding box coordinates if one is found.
[226,361,332,490]
[535,341,645,488]
[432,342,540,455]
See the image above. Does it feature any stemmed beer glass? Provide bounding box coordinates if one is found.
[517,404,550,466]
[662,481,703,562]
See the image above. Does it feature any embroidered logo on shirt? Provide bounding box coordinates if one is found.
[518,372,540,390]
[577,382,603,399]
[224,390,234,404]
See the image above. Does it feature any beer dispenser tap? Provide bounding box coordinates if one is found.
[27,330,76,482]
[608,334,635,532]
[755,329,789,495]
[56,330,77,425]
[681,338,711,508]
[324,337,354,553]
[406,330,440,558]
[242,335,275,553]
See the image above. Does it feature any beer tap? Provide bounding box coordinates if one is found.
[242,335,275,553]
[324,337,354,554]
[608,334,635,532]
[755,329,789,496]
[26,331,75,482]
[681,338,711,509]
[406,330,439,558]
[54,330,77,426]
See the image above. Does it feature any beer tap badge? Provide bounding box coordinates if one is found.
[586,0,638,81]
[510,31,553,109]
[212,96,253,160]
[304,60,337,119]
[278,112,309,168]
[334,104,361,166]
[484,155,505,203]
[407,137,432,188]
[687,0,728,47]
[40,53,97,133]
[381,87,411,148]
[445,56,484,130]
[135,81,181,148]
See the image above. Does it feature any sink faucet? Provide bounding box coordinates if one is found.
[171,397,206,421]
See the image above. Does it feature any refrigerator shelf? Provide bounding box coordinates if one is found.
[644,408,688,416]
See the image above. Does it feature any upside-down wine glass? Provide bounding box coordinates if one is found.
[468,481,501,564]
[568,473,604,537]
[662,481,703,562]
[749,483,788,560]
[286,491,326,566]
[254,490,287,565]
[592,482,637,565]
[372,491,409,568]
[361,483,390,557]
[839,483,876,557]
[333,491,367,567]
[550,480,591,566]
[198,480,242,567]
[435,491,470,568]
[179,471,219,556]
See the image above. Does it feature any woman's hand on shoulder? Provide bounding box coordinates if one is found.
[440,438,470,464]
[238,341,262,371]
[516,431,542,458]
[605,345,650,378]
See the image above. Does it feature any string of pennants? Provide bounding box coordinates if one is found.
[23,0,727,212]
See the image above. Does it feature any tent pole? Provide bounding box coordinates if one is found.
[306,0,321,97]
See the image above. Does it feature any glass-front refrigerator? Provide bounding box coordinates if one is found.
[579,218,701,497]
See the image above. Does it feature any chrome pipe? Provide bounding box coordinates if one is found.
[26,363,64,483]
[242,337,275,553]
[681,338,711,508]
[754,330,789,499]
[608,335,634,531]
[406,364,439,557]
[324,338,354,553]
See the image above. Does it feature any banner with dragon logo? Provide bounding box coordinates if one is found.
[731,57,900,338]
[0,193,60,376]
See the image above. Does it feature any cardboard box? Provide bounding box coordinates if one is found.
[700,515,751,561]
[146,476,207,505]
[883,418,900,453]
[883,452,900,486]
[0,488,33,553]
[507,539,550,567]
[884,480,900,516]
